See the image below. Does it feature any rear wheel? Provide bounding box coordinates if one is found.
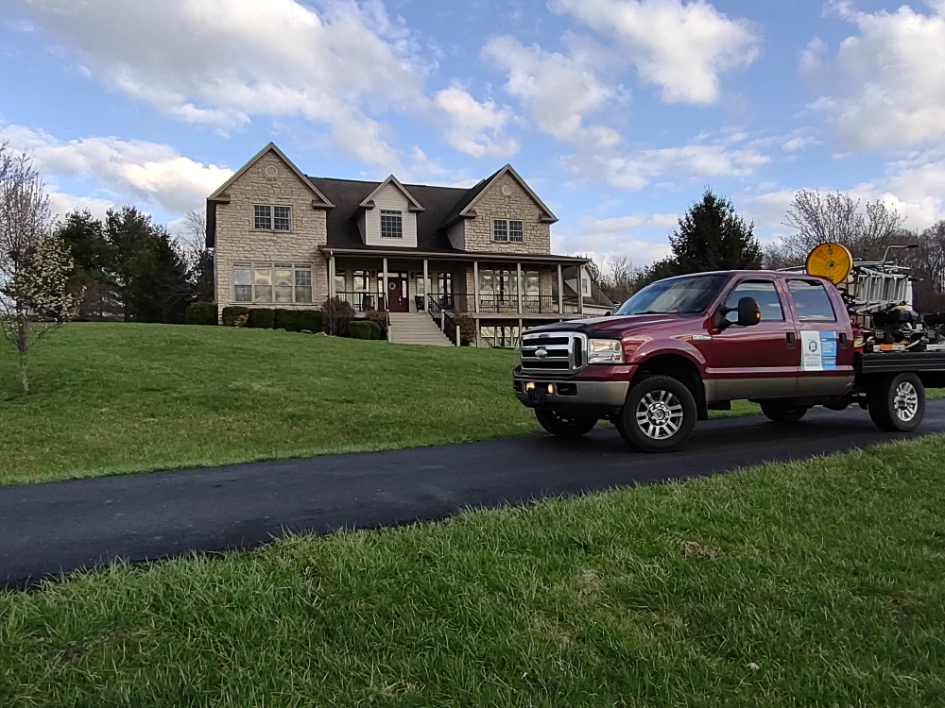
[868,373,925,432]
[615,375,697,453]
[535,409,598,439]
[761,402,809,423]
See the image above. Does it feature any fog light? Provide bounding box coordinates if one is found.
[525,382,535,391]
[547,384,554,394]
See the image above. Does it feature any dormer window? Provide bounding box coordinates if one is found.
[380,210,403,238]
[494,219,523,242]
[254,205,291,231]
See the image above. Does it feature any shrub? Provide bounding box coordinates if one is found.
[364,310,387,338]
[222,306,250,327]
[185,302,218,326]
[247,308,276,329]
[366,320,383,340]
[321,297,355,336]
[349,320,375,340]
[298,310,323,333]
[275,309,303,332]
[453,314,477,346]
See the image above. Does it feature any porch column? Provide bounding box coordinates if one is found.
[382,257,389,312]
[422,258,429,304]
[579,265,585,317]
[516,262,523,315]
[328,254,336,300]
[557,264,564,315]
[473,260,480,314]
[518,318,523,348]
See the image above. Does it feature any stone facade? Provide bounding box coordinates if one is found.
[462,172,552,254]
[214,150,329,318]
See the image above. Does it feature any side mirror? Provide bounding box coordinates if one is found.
[715,296,762,329]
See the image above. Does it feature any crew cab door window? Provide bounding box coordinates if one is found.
[787,278,853,397]
[724,280,784,322]
[787,280,837,322]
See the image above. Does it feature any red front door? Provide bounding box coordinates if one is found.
[382,272,408,312]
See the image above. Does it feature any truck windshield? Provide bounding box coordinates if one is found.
[615,274,728,317]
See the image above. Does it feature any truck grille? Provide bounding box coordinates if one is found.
[521,332,587,374]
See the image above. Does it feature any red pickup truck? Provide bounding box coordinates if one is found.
[513,270,945,452]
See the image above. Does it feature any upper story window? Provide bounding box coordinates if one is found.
[380,210,403,238]
[494,219,523,243]
[582,276,590,296]
[254,205,292,231]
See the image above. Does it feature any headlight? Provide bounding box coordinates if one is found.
[587,339,624,364]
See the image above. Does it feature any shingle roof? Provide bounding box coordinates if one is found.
[307,176,473,252]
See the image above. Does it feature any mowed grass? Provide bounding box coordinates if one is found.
[0,323,531,485]
[2,436,944,706]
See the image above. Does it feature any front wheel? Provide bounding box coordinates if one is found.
[868,373,925,432]
[615,375,697,453]
[761,402,809,423]
[535,409,598,439]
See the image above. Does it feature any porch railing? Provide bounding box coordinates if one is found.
[335,291,379,312]
[429,293,581,315]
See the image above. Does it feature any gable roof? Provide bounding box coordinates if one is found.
[208,142,333,207]
[359,175,425,212]
[442,164,558,227]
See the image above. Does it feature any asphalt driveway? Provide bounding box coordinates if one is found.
[2,401,943,589]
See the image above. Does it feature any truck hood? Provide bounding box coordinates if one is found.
[526,313,685,337]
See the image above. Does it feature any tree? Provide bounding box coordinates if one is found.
[905,220,945,312]
[660,189,762,277]
[590,254,649,304]
[180,210,214,303]
[770,190,906,265]
[55,209,121,319]
[0,144,78,393]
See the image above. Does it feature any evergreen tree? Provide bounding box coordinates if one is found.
[661,189,762,277]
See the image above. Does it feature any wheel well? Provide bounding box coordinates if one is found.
[633,354,708,421]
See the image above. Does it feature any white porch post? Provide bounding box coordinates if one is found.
[557,264,564,315]
[516,262,523,315]
[382,257,389,312]
[455,324,460,346]
[422,258,429,303]
[518,318,523,348]
[473,260,480,314]
[328,254,336,299]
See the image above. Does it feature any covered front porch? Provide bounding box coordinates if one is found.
[323,248,587,320]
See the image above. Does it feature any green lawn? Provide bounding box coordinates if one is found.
[2,436,943,706]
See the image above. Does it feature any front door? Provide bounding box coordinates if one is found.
[382,272,408,312]
[699,277,799,401]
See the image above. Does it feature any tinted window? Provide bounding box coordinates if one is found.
[616,274,727,317]
[725,281,784,322]
[788,280,837,322]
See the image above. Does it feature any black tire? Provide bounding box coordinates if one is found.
[868,372,925,432]
[760,402,809,423]
[535,409,598,439]
[615,375,697,453]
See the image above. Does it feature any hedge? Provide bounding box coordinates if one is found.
[185,302,218,326]
[247,308,276,329]
[349,320,375,340]
[275,309,303,332]
[299,310,322,333]
[366,320,383,340]
[221,306,250,327]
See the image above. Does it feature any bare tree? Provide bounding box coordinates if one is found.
[774,190,906,265]
[0,144,78,393]
[905,221,945,312]
[178,209,207,254]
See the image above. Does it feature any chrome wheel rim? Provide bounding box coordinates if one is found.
[893,381,919,422]
[635,390,684,440]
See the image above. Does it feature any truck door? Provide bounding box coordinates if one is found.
[702,278,799,401]
[785,278,855,397]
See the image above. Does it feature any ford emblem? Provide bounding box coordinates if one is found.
[536,348,548,359]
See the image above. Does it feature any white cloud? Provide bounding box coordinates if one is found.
[551,0,761,105]
[481,35,620,142]
[802,1,945,151]
[433,82,519,159]
[0,124,233,216]
[555,212,677,265]
[15,0,431,167]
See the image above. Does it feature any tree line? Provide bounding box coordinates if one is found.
[592,188,945,313]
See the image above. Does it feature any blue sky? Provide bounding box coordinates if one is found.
[1,0,943,266]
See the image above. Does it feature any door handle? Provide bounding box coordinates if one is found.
[839,332,848,348]
[786,332,796,349]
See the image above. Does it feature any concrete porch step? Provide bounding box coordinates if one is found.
[387,312,454,347]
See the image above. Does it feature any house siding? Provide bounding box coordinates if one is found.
[363,183,418,248]
[214,150,328,318]
[463,173,551,255]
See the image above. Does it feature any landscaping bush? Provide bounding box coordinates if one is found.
[364,309,387,338]
[222,306,250,327]
[366,320,383,340]
[298,310,323,334]
[321,297,355,336]
[349,320,375,340]
[247,308,276,329]
[185,302,218,326]
[275,309,303,332]
[453,314,477,346]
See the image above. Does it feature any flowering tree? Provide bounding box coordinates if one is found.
[0,143,78,393]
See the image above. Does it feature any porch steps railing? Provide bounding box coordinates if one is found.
[387,312,453,347]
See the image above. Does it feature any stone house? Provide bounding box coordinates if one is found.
[206,143,595,346]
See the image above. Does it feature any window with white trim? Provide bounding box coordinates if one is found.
[232,262,312,303]
[254,205,292,231]
[494,219,523,242]
[380,210,403,238]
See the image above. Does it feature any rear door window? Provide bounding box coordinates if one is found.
[787,280,837,322]
[724,280,784,322]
